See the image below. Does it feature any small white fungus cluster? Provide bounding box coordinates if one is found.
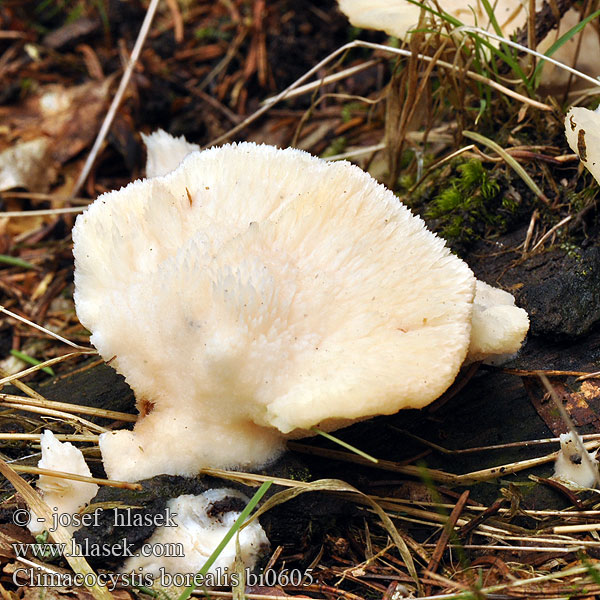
[121,489,269,579]
[468,281,529,365]
[553,432,599,489]
[28,430,98,535]
[27,434,270,581]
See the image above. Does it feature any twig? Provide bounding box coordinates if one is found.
[0,393,137,423]
[0,352,96,387]
[530,215,573,253]
[10,465,141,490]
[0,305,93,351]
[426,491,470,578]
[0,402,108,434]
[554,523,600,534]
[288,442,457,484]
[395,428,600,454]
[500,367,600,378]
[0,207,87,218]
[290,436,600,485]
[207,39,551,147]
[522,208,539,255]
[577,370,600,381]
[0,368,45,402]
[456,499,505,538]
[325,143,386,162]
[164,0,183,43]
[457,26,600,88]
[0,433,98,442]
[70,0,161,198]
[261,60,380,104]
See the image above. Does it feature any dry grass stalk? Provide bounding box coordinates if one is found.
[209,39,553,148]
[10,465,141,491]
[70,0,162,198]
[0,402,108,433]
[0,393,136,423]
[0,352,96,387]
[0,433,98,442]
[0,305,93,351]
[0,458,112,600]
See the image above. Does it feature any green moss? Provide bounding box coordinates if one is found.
[566,183,598,214]
[286,466,312,482]
[560,241,581,261]
[20,78,33,96]
[423,159,516,247]
[194,27,232,42]
[321,136,347,158]
[340,101,364,123]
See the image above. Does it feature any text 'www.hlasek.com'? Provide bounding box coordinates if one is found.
[11,507,314,591]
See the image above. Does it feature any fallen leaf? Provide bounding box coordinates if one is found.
[0,138,54,192]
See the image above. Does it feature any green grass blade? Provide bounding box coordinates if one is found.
[248,478,421,594]
[478,0,503,36]
[0,254,35,269]
[403,0,529,91]
[176,480,273,600]
[10,349,55,375]
[311,427,379,463]
[532,9,600,87]
[463,130,548,202]
[478,0,528,87]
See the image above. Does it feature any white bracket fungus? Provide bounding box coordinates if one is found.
[553,432,599,489]
[565,106,600,186]
[121,489,269,582]
[141,129,200,178]
[73,137,528,482]
[28,430,98,535]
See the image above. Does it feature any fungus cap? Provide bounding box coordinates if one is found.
[141,129,200,178]
[554,432,599,488]
[337,0,539,41]
[467,281,529,364]
[565,106,600,186]
[73,142,479,481]
[28,430,98,535]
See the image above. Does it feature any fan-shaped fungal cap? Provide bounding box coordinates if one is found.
[73,142,478,481]
[73,140,528,482]
[565,106,600,186]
